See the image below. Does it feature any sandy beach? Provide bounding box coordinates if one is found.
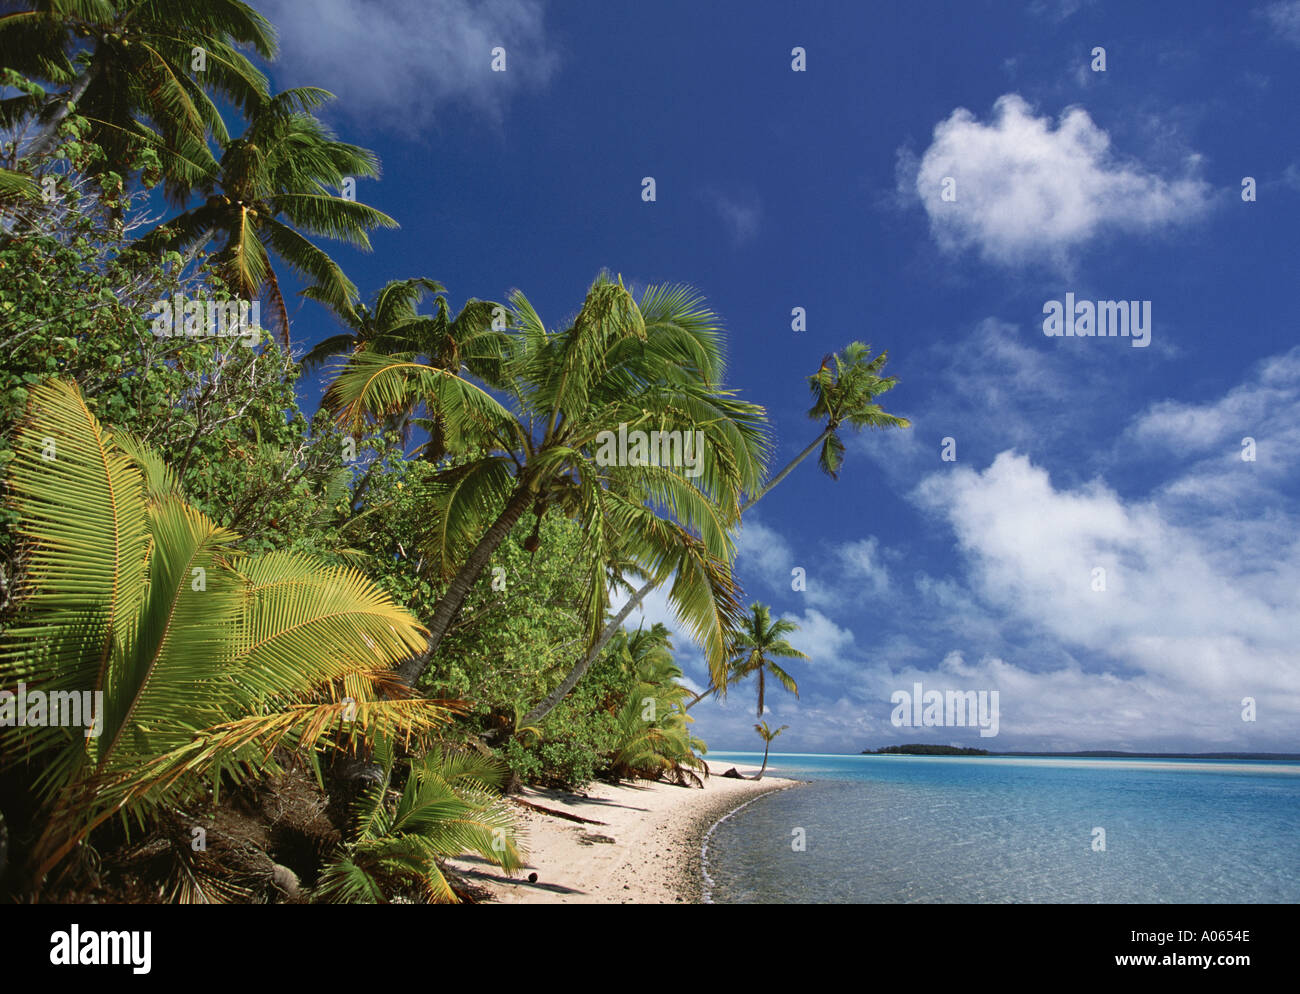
[446,761,798,903]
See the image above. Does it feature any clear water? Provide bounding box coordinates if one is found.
[702,752,1300,903]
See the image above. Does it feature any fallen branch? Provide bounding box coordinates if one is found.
[509,798,607,826]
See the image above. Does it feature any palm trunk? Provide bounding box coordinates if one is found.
[738,427,830,515]
[511,426,833,732]
[512,576,656,733]
[757,740,770,780]
[757,668,766,719]
[396,483,534,686]
[26,61,98,161]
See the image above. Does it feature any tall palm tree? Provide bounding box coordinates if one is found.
[521,341,907,728]
[325,273,770,695]
[1,0,275,193]
[753,721,788,780]
[1,379,448,893]
[728,603,808,718]
[136,87,397,344]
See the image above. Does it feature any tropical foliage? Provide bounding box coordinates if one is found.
[316,742,524,904]
[133,86,395,344]
[0,379,448,894]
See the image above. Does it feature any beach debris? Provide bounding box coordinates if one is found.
[510,797,608,825]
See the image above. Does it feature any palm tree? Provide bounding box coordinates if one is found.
[753,721,788,780]
[301,278,504,465]
[325,273,771,696]
[729,603,808,718]
[1,0,275,193]
[136,87,397,344]
[1,379,449,893]
[524,341,907,727]
[758,340,909,496]
[605,625,709,787]
[316,744,524,904]
[301,278,500,370]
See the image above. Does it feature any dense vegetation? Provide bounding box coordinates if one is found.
[0,0,908,903]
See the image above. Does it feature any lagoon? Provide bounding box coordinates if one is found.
[701,753,1300,903]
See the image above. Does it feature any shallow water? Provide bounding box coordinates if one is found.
[701,752,1300,903]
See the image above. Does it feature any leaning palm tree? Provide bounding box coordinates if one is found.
[522,341,907,727]
[325,273,771,696]
[753,721,788,780]
[728,603,808,718]
[1,0,275,193]
[135,87,397,344]
[0,379,449,894]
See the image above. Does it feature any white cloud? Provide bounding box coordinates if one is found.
[1027,0,1093,21]
[836,537,892,596]
[906,94,1212,267]
[1126,347,1300,467]
[260,0,558,128]
[786,609,855,675]
[734,517,794,589]
[1262,1,1300,45]
[915,450,1300,701]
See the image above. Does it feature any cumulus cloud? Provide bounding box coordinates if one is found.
[914,450,1300,705]
[905,94,1212,267]
[259,0,558,128]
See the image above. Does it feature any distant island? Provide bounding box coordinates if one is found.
[864,744,989,756]
[862,747,1300,760]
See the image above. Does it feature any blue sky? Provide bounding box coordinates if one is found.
[257,0,1300,754]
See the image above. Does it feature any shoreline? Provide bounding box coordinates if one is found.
[446,761,799,904]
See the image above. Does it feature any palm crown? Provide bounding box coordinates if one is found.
[729,602,809,718]
[1,0,276,193]
[136,87,397,343]
[806,341,910,479]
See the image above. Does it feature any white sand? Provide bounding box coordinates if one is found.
[446,760,797,903]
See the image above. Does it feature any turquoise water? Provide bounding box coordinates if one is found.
[701,752,1300,903]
